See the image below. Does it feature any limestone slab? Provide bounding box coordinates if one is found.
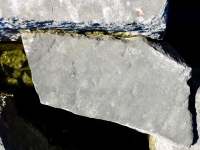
[22,33,192,147]
[0,0,168,39]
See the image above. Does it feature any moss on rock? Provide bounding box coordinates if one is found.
[0,43,33,88]
[0,49,26,69]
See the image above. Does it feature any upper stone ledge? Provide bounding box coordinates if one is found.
[0,0,168,40]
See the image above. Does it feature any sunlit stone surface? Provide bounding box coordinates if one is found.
[0,0,168,39]
[149,69,200,150]
[22,33,192,147]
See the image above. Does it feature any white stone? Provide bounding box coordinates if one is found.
[22,33,192,147]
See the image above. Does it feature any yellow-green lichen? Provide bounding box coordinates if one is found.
[21,30,135,39]
[0,49,26,69]
[148,134,156,150]
[0,44,33,88]
[84,31,105,37]
[6,77,18,86]
[21,30,76,36]
[110,32,134,39]
[22,71,33,86]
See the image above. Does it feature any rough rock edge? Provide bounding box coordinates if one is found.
[0,3,168,41]
[0,0,168,42]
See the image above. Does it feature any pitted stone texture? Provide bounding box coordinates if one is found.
[22,33,192,147]
[0,0,168,39]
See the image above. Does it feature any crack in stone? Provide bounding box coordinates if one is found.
[187,69,200,145]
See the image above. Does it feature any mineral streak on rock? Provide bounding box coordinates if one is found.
[0,0,168,39]
[22,33,192,148]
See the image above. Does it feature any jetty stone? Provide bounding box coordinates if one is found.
[0,0,168,39]
[22,33,192,148]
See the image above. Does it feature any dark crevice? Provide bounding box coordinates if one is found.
[187,69,200,145]
[8,88,149,150]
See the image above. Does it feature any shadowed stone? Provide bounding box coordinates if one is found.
[22,33,192,148]
[0,0,168,39]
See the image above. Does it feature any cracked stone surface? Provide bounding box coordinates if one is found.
[22,33,192,148]
[0,0,168,39]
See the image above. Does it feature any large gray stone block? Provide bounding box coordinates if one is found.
[22,33,192,148]
[0,0,168,39]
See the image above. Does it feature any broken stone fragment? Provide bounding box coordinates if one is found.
[22,33,192,148]
[0,0,168,39]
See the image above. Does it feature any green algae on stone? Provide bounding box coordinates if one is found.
[6,77,19,87]
[0,49,26,69]
[12,69,21,78]
[83,31,105,37]
[22,71,33,86]
[0,44,33,88]
[21,30,76,36]
[110,32,134,39]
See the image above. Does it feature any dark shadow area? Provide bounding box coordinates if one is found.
[187,69,200,145]
[164,27,200,68]
[9,88,149,150]
[163,0,200,68]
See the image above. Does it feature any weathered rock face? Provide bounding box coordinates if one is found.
[149,69,200,150]
[22,33,192,147]
[0,0,168,39]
